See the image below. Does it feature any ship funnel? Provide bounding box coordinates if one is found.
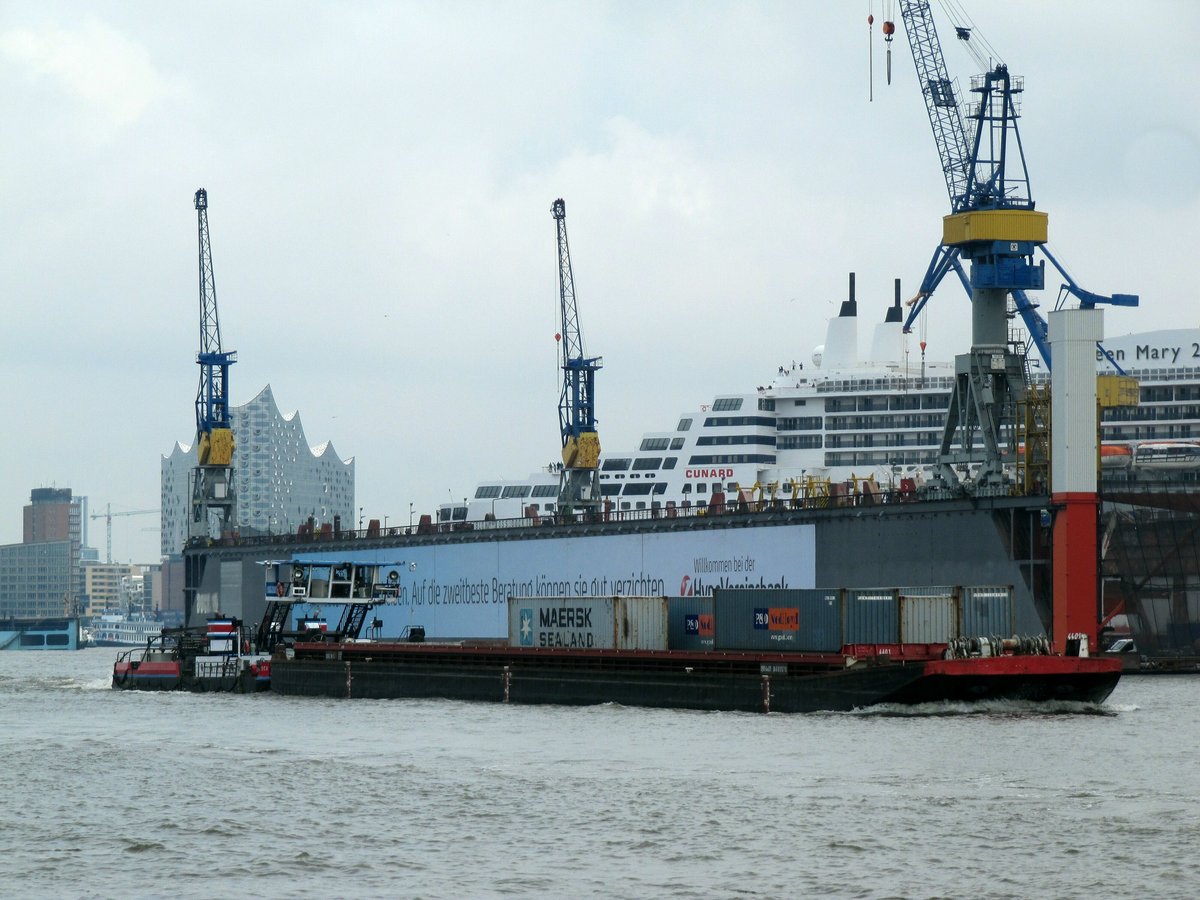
[885,278,903,323]
[821,272,859,370]
[838,272,858,318]
[868,278,906,367]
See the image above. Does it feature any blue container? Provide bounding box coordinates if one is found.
[844,589,899,644]
[668,596,715,651]
[960,585,1014,638]
[713,589,842,653]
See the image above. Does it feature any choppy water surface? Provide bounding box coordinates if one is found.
[0,649,1196,899]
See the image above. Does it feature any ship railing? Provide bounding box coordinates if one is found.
[199,484,950,550]
[194,657,242,679]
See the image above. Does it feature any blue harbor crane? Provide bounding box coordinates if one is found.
[897,0,1137,369]
[889,1,1137,493]
[552,198,603,517]
[189,188,238,541]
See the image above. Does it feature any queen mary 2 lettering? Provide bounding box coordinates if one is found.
[294,525,816,640]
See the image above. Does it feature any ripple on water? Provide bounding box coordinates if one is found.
[0,652,1193,899]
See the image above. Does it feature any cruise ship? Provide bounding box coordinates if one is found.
[437,279,1200,526]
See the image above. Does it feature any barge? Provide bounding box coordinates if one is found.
[269,638,1121,713]
[265,586,1121,712]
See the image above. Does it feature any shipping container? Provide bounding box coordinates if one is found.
[960,585,1015,638]
[668,596,715,651]
[507,596,668,650]
[899,589,959,643]
[845,589,899,644]
[713,588,842,652]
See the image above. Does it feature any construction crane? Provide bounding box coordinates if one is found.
[189,188,238,541]
[896,0,1137,369]
[552,198,603,517]
[890,1,1138,493]
[89,504,158,564]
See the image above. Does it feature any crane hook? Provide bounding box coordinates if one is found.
[882,20,895,85]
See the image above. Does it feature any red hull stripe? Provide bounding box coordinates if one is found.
[924,656,1121,677]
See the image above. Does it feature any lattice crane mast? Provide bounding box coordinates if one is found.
[552,198,603,516]
[189,188,238,541]
[895,0,1137,369]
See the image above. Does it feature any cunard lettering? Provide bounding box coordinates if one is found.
[684,467,734,479]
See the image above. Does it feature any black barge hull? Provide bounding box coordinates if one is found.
[270,644,1121,712]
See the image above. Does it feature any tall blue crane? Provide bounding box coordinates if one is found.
[897,0,1137,369]
[891,1,1137,494]
[189,188,238,541]
[552,198,603,516]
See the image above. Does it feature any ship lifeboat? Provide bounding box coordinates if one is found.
[1131,440,1200,471]
[1100,443,1133,469]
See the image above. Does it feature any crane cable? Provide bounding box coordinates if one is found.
[938,0,1002,71]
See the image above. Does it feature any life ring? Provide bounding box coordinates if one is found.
[275,582,286,597]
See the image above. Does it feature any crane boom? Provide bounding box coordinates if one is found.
[552,198,603,516]
[901,0,972,211]
[89,505,158,564]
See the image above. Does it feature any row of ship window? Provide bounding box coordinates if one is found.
[443,493,746,521]
[825,450,941,467]
[825,394,951,412]
[1103,405,1200,422]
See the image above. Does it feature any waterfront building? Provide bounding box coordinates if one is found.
[160,384,355,556]
[80,562,138,617]
[0,488,88,618]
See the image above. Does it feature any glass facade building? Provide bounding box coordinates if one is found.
[161,385,355,556]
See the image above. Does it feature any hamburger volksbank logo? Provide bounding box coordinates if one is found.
[519,609,534,646]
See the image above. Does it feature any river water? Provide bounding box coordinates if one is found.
[0,649,1196,899]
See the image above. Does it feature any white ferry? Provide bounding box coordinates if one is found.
[92,614,164,648]
[439,283,1200,525]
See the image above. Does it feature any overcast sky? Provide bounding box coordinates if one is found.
[2,1,1196,564]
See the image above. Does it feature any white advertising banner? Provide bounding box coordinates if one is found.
[295,523,816,639]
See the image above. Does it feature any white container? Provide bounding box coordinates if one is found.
[507,596,669,651]
[899,590,960,643]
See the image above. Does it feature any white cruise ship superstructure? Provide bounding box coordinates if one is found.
[440,285,958,524]
[439,281,1200,526]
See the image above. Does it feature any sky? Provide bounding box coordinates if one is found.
[2,1,1196,565]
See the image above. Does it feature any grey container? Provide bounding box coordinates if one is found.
[960,585,1015,638]
[899,588,960,643]
[713,588,842,653]
[668,596,715,651]
[844,589,899,644]
[507,596,669,651]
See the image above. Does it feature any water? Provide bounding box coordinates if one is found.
[1,650,1197,899]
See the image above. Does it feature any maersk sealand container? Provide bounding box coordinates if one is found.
[507,596,669,650]
[712,588,842,652]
